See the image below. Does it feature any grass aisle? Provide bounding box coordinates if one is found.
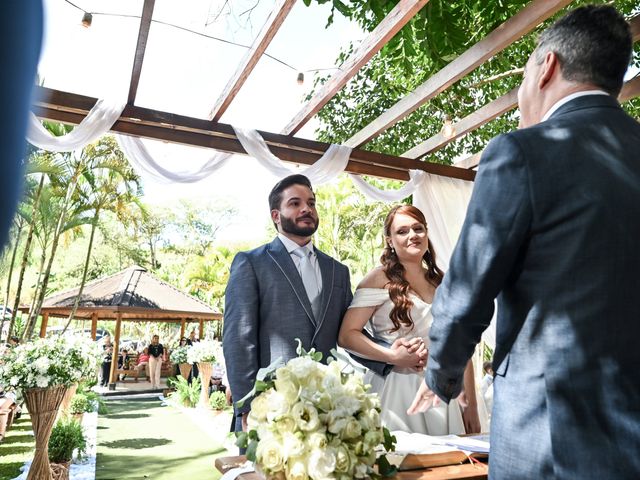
[0,415,34,480]
[96,397,226,480]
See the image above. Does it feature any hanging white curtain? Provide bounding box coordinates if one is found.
[26,99,125,152]
[349,170,427,202]
[116,135,233,184]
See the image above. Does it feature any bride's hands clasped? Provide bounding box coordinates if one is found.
[390,337,428,371]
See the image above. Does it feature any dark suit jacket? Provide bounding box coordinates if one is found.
[223,237,386,415]
[425,95,640,479]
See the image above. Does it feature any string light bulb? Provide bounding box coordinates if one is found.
[81,12,93,28]
[441,114,456,139]
[296,72,304,85]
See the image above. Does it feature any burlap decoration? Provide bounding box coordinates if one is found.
[58,383,78,419]
[197,362,213,408]
[178,363,192,380]
[51,461,70,480]
[24,385,68,480]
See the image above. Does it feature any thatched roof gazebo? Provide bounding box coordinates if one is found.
[21,265,222,387]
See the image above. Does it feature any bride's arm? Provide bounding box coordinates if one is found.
[459,360,481,433]
[338,305,425,368]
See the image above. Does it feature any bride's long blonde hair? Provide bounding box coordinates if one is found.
[381,205,443,333]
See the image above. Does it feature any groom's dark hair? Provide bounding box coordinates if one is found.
[268,174,314,212]
[534,5,631,96]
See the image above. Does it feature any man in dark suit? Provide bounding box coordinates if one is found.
[224,174,398,435]
[409,6,640,478]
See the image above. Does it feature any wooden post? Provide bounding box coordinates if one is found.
[109,313,122,389]
[199,318,204,339]
[39,312,49,338]
[180,317,186,340]
[91,312,98,340]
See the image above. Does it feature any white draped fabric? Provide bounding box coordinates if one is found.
[349,170,427,202]
[116,135,234,184]
[26,99,125,152]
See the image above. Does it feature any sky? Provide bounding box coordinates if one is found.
[38,0,365,242]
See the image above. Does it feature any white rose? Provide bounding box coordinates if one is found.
[341,417,362,440]
[275,367,300,404]
[306,432,328,450]
[335,445,353,474]
[274,414,297,434]
[265,391,290,422]
[286,457,309,480]
[256,437,285,473]
[308,447,336,479]
[34,357,50,373]
[281,431,305,459]
[249,392,270,423]
[326,411,347,435]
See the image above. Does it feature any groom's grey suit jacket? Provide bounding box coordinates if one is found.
[224,237,382,414]
[425,95,640,479]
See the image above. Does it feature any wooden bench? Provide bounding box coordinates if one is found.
[115,354,147,382]
[0,395,18,442]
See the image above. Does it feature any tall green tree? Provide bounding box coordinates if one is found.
[62,137,142,331]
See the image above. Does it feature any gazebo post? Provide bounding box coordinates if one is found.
[91,312,98,340]
[109,312,122,390]
[180,317,186,340]
[199,318,204,339]
[39,312,49,338]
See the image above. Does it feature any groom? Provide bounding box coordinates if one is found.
[409,5,640,479]
[224,174,392,434]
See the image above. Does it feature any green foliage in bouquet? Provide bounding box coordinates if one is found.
[170,345,190,364]
[236,340,397,479]
[168,375,201,408]
[69,394,91,415]
[209,391,227,410]
[48,418,87,464]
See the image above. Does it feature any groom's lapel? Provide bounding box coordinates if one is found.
[313,249,335,335]
[267,238,317,327]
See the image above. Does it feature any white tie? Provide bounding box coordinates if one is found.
[293,247,320,305]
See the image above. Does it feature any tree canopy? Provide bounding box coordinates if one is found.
[308,0,640,163]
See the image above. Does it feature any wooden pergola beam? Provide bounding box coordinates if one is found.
[454,76,640,170]
[209,0,297,122]
[345,0,573,148]
[407,14,640,162]
[32,86,475,181]
[403,86,519,159]
[127,0,156,105]
[281,0,429,136]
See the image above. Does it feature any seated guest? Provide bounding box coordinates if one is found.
[136,347,150,379]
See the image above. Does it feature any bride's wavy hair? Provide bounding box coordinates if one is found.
[381,205,444,332]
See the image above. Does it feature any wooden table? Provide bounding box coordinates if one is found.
[215,455,488,480]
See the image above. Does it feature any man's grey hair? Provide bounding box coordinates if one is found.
[533,5,632,96]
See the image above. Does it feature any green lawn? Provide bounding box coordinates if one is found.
[0,414,34,480]
[96,398,227,480]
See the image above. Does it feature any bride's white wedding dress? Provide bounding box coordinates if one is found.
[349,288,465,435]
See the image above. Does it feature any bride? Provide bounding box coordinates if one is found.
[339,205,480,434]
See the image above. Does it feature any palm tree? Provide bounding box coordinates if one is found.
[62,137,142,331]
[7,146,66,340]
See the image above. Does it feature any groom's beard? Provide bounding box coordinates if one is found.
[280,213,319,237]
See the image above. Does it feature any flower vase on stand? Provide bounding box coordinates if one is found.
[178,363,191,380]
[23,385,68,480]
[197,362,212,407]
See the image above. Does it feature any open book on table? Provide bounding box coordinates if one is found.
[386,431,490,471]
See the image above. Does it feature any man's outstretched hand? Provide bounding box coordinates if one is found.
[407,379,440,415]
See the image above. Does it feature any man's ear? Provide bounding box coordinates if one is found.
[538,51,559,90]
[270,209,280,226]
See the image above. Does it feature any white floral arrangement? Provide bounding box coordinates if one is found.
[170,345,190,364]
[186,339,219,364]
[0,335,101,390]
[236,341,396,480]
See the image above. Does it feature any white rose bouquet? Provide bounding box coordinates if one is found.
[0,335,101,390]
[236,341,396,480]
[186,339,219,364]
[170,345,190,364]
